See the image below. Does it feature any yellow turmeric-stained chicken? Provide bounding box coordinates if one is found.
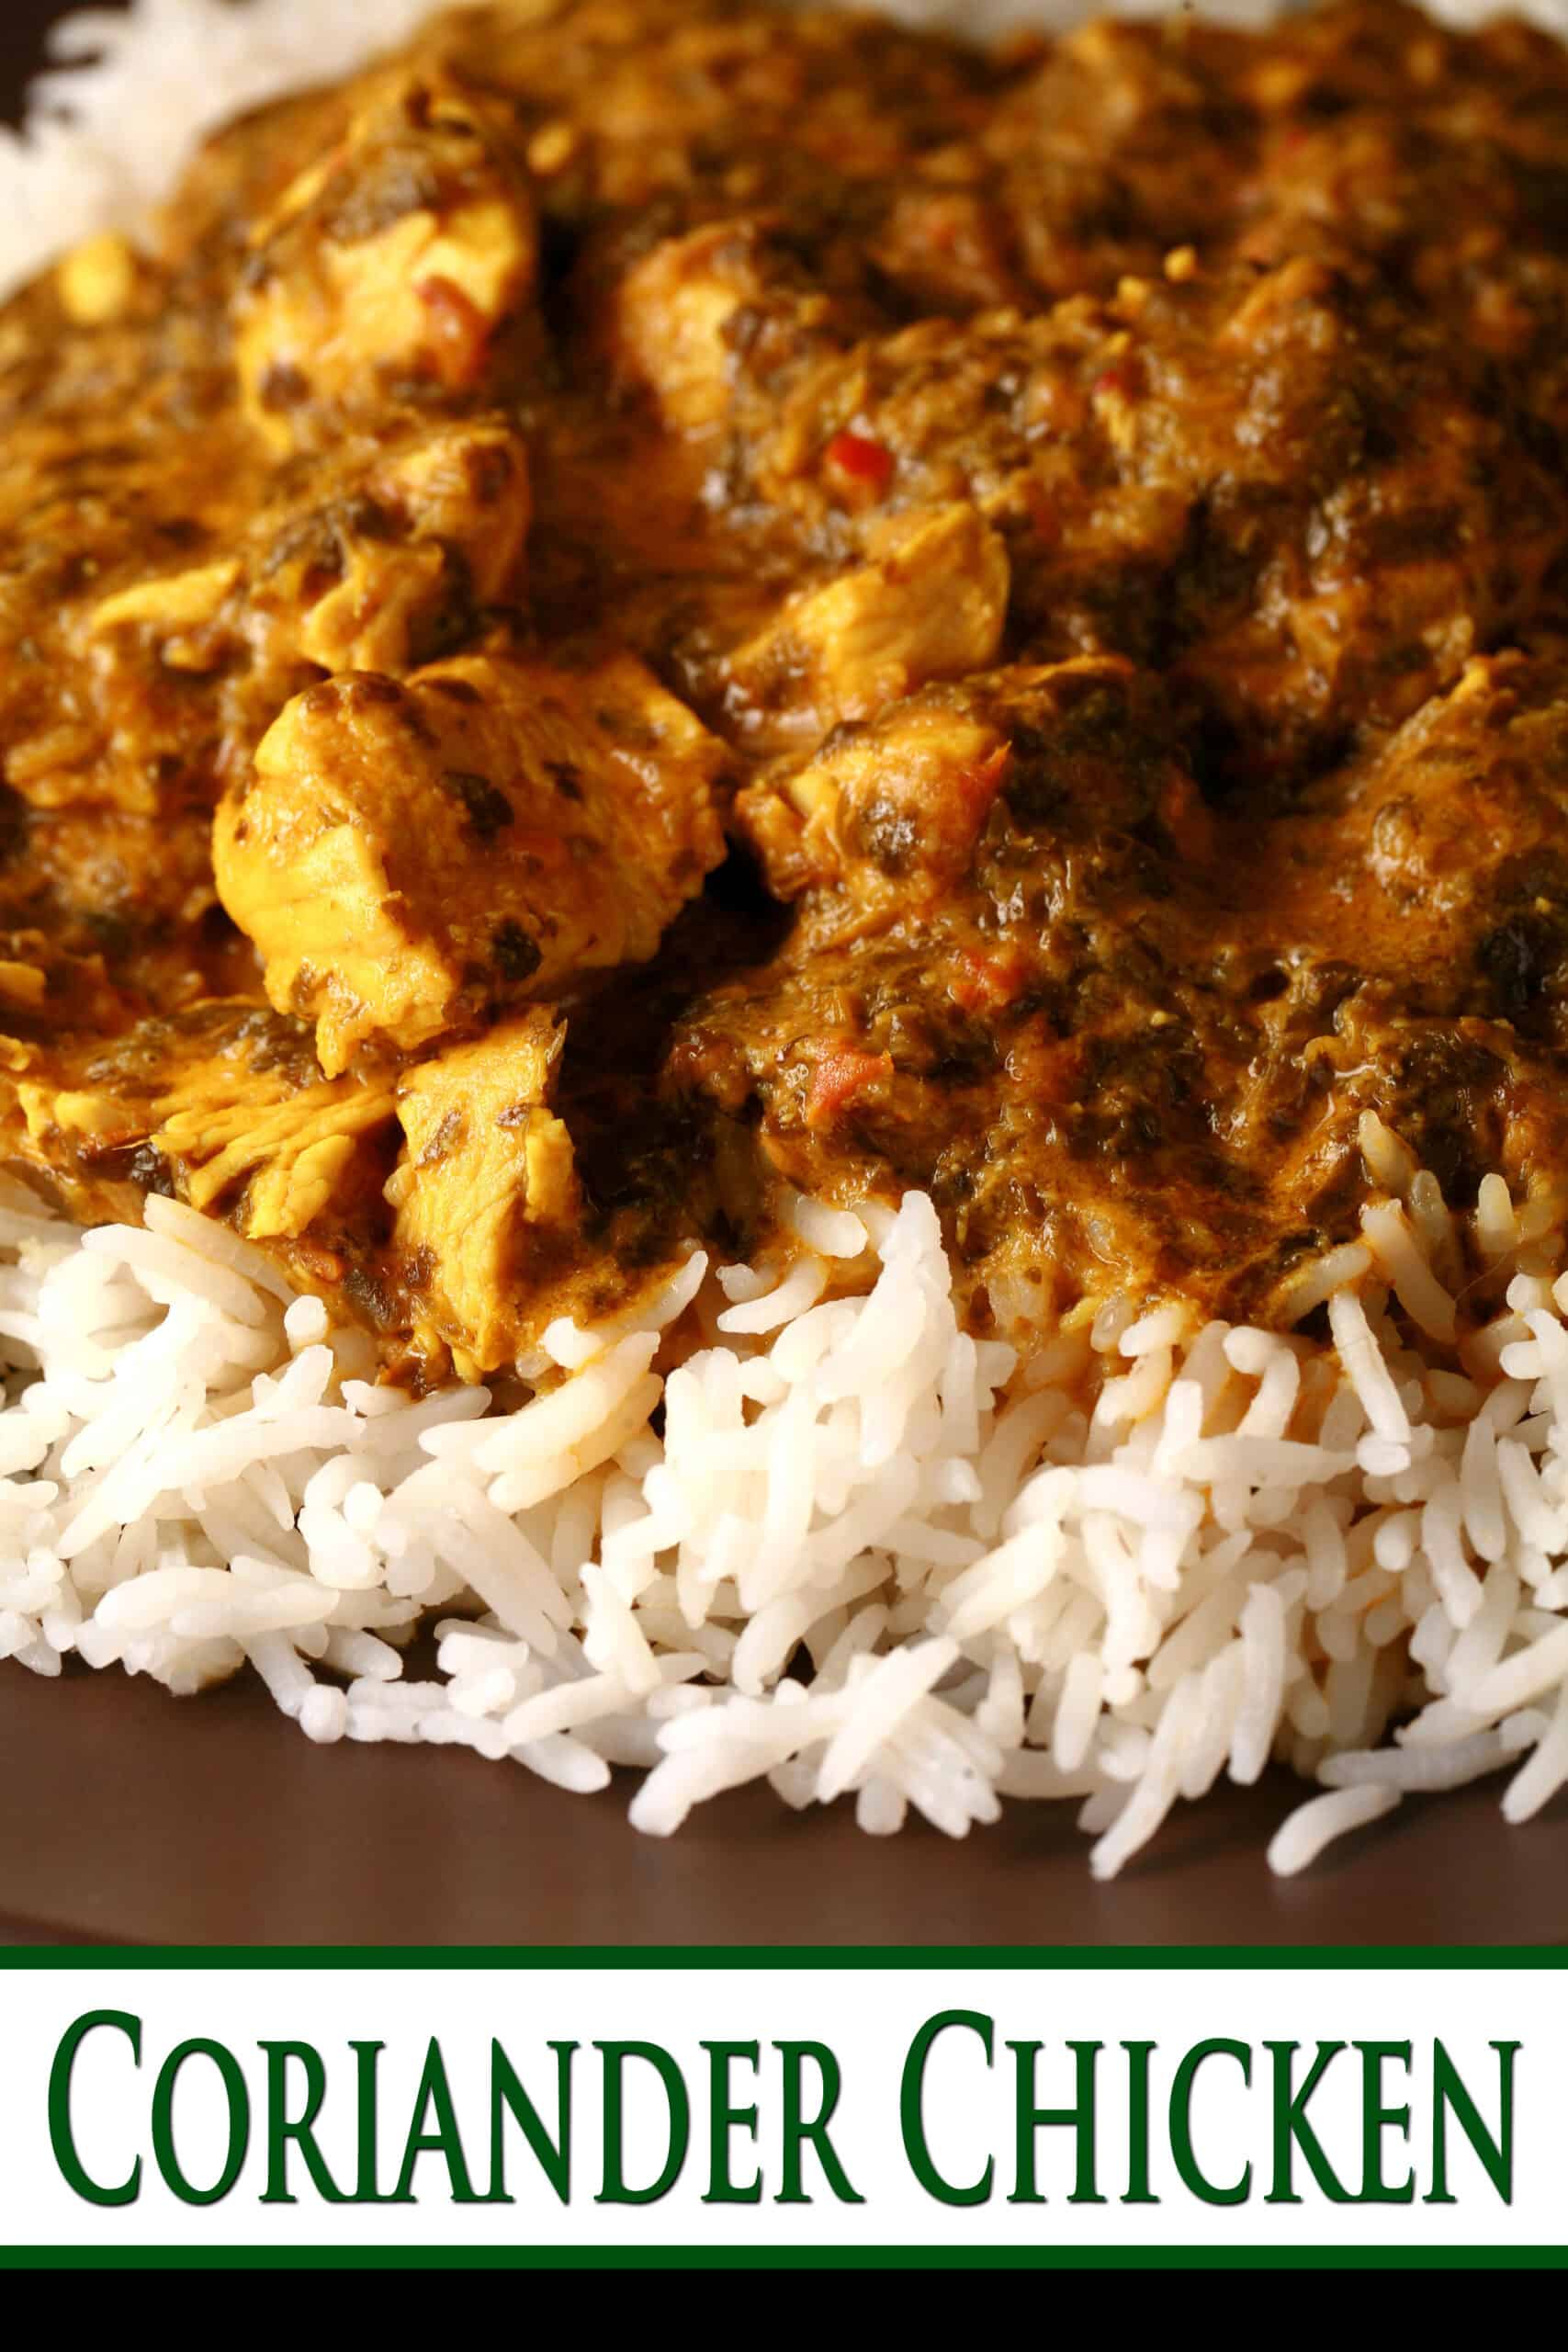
[5,0,1568,1379]
[386,1010,581,1375]
[237,418,534,680]
[232,65,543,449]
[216,648,728,1075]
[720,504,1010,752]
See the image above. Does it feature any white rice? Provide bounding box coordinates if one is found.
[5,0,1568,1879]
[3,1136,1568,1878]
[1267,1784,1403,1878]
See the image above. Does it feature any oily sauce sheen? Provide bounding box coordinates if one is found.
[2,0,1568,1384]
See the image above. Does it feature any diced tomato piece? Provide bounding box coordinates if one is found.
[948,944,1029,1014]
[913,744,1010,885]
[824,430,895,492]
[805,1045,895,1129]
[1019,475,1060,546]
[1091,362,1139,402]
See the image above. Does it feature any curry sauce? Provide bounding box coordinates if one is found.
[3,0,1568,1382]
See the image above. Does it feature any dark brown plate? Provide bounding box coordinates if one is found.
[5,1651,1568,1945]
[2,0,1564,1949]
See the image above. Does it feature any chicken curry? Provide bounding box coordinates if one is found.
[3,0,1568,1385]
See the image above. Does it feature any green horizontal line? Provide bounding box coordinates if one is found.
[0,2245,1559,2270]
[1,1945,1564,1969]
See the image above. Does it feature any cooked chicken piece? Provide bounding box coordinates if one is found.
[386,1011,581,1374]
[739,693,1006,902]
[216,650,728,1076]
[233,68,540,451]
[244,418,532,676]
[0,959,46,1015]
[736,656,1208,901]
[722,504,1009,750]
[606,220,772,433]
[85,418,529,682]
[89,561,243,649]
[602,215,877,433]
[2,1002,396,1246]
[152,1057,397,1241]
[48,417,532,835]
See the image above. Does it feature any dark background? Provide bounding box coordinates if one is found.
[1,3,106,120]
[0,0,1563,1945]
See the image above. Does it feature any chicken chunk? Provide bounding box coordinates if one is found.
[152,1056,397,1241]
[722,504,1009,751]
[605,220,773,434]
[601,214,877,433]
[88,561,243,648]
[243,418,532,677]
[216,650,728,1076]
[233,68,540,451]
[52,418,532,830]
[85,420,529,679]
[736,656,1208,901]
[1,1001,397,1247]
[385,1011,581,1374]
